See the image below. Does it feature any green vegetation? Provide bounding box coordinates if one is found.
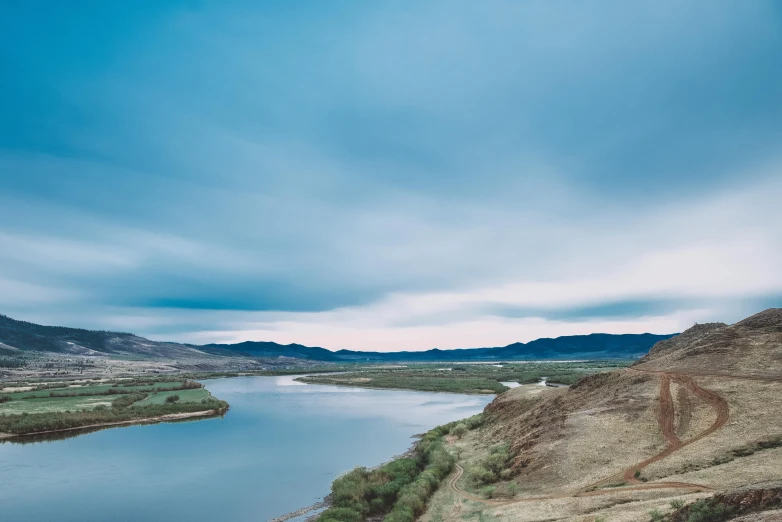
[480,485,497,499]
[670,499,685,509]
[648,508,664,521]
[319,418,481,522]
[0,378,228,436]
[300,372,507,394]
[135,388,209,406]
[111,393,148,409]
[468,443,515,486]
[450,423,467,439]
[297,361,631,394]
[684,499,731,522]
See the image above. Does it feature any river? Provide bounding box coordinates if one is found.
[0,375,492,522]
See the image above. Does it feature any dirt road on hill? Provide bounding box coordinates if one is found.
[446,368,731,509]
[589,368,729,489]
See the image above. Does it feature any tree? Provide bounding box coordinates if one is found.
[450,423,467,439]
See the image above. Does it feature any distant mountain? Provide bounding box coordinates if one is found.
[328,333,675,362]
[0,313,674,362]
[0,314,212,359]
[200,341,344,361]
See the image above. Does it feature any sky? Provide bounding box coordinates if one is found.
[1,0,781,351]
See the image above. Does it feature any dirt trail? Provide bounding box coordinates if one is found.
[587,369,729,490]
[446,368,731,508]
[658,373,683,448]
[676,382,693,437]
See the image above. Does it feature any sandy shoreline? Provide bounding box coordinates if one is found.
[0,409,224,440]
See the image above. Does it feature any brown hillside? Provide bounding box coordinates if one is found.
[422,308,782,522]
[634,308,782,379]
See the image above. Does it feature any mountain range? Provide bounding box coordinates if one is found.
[0,313,674,362]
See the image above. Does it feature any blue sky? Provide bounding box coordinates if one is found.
[1,1,781,350]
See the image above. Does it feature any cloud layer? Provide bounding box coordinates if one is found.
[1,1,781,350]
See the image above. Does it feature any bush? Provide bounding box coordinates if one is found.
[319,507,363,522]
[450,423,467,439]
[0,394,10,404]
[318,422,456,522]
[464,414,483,430]
[670,499,685,509]
[649,508,664,521]
[469,443,515,486]
[112,393,147,409]
[686,499,731,522]
[481,486,496,499]
[165,394,180,404]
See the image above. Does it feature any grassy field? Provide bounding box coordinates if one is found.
[134,388,210,406]
[0,377,227,436]
[296,360,631,394]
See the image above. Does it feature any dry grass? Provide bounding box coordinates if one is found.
[417,310,782,521]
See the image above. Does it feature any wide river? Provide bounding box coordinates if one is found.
[0,375,492,522]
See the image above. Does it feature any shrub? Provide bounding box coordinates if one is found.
[468,466,496,484]
[450,423,467,439]
[670,499,685,509]
[481,486,497,499]
[319,507,363,522]
[648,508,664,521]
[0,394,10,404]
[318,422,456,522]
[465,414,484,430]
[686,500,731,522]
[165,394,180,404]
[112,393,147,409]
[469,443,515,486]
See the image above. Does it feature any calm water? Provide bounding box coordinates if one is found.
[0,376,492,522]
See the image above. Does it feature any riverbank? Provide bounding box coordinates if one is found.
[0,408,225,440]
[275,414,483,522]
[269,500,329,522]
[0,377,229,438]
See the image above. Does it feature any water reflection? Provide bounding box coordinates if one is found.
[0,375,493,522]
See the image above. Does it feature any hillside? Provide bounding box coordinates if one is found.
[421,308,782,521]
[0,314,673,363]
[0,314,209,359]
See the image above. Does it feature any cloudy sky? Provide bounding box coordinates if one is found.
[1,1,781,351]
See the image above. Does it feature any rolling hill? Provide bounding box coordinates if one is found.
[0,313,673,362]
[422,308,782,521]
